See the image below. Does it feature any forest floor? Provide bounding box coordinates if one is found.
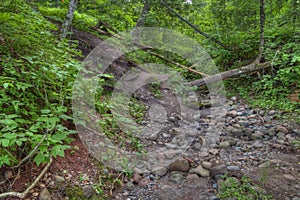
[1,28,299,200]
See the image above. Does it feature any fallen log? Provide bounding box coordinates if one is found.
[189,61,270,87]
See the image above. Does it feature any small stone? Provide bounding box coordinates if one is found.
[191,165,210,177]
[82,185,96,198]
[186,174,199,181]
[268,110,276,115]
[4,170,13,179]
[201,161,212,169]
[39,188,51,200]
[219,141,230,148]
[228,110,237,117]
[168,173,184,184]
[126,181,135,190]
[210,164,227,177]
[32,192,39,197]
[230,96,237,101]
[169,158,190,172]
[164,150,177,159]
[283,174,296,181]
[209,149,219,155]
[152,166,167,176]
[227,165,240,171]
[149,134,158,141]
[276,126,289,134]
[193,142,202,150]
[133,173,142,183]
[251,131,263,140]
[54,175,65,183]
[138,177,151,187]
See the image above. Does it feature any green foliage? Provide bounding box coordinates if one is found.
[0,1,80,167]
[218,175,273,200]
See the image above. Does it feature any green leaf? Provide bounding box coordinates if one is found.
[1,139,10,147]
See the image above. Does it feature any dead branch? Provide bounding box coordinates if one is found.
[0,157,53,199]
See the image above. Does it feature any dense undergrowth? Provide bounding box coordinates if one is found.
[0,1,80,167]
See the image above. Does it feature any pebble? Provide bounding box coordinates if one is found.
[190,165,210,177]
[39,188,51,200]
[227,165,240,171]
[201,161,212,169]
[168,173,184,184]
[276,126,289,134]
[219,141,230,148]
[283,174,296,181]
[152,166,167,176]
[168,158,190,172]
[54,175,65,183]
[82,185,96,198]
[210,164,227,177]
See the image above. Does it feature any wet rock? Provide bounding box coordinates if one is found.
[39,188,51,200]
[168,158,190,172]
[82,185,96,198]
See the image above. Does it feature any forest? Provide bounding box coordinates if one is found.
[0,0,299,199]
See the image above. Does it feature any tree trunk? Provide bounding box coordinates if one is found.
[160,1,231,51]
[256,0,265,63]
[135,0,150,28]
[61,0,77,39]
[189,62,270,87]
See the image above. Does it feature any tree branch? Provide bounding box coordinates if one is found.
[0,157,53,199]
[160,1,231,51]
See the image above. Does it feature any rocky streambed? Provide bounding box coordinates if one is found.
[113,96,300,200]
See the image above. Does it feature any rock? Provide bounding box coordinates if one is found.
[138,177,151,187]
[126,181,135,190]
[164,150,177,159]
[219,141,230,148]
[32,192,39,197]
[54,175,65,183]
[186,174,199,181]
[191,165,210,177]
[268,110,276,115]
[227,165,240,171]
[231,96,237,101]
[4,170,13,179]
[152,166,167,176]
[283,174,296,181]
[168,173,184,184]
[39,188,51,200]
[276,126,289,134]
[228,110,237,117]
[133,173,142,183]
[201,161,212,169]
[209,149,219,155]
[193,114,201,121]
[251,131,263,140]
[149,134,158,141]
[210,164,227,177]
[82,185,96,198]
[168,158,190,172]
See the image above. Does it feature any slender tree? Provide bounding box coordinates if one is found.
[61,0,77,39]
